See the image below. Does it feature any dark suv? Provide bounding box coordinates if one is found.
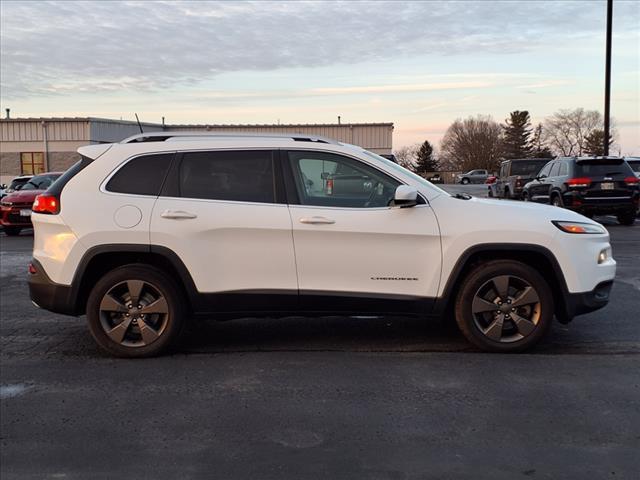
[490,158,551,199]
[522,156,639,225]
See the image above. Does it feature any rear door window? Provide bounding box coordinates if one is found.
[549,162,560,177]
[178,150,276,203]
[107,153,173,196]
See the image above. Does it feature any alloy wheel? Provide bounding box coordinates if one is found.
[471,275,541,343]
[99,280,169,347]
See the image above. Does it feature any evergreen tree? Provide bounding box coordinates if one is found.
[530,123,554,158]
[583,129,613,156]
[414,140,439,175]
[502,110,533,159]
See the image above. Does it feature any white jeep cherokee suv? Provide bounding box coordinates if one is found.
[28,132,616,357]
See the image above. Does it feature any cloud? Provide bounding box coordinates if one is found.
[1,0,639,98]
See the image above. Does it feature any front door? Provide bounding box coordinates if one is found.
[528,161,554,202]
[284,150,441,314]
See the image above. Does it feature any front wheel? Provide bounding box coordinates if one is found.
[86,264,186,357]
[522,191,529,202]
[454,260,554,352]
[461,178,470,185]
[617,210,636,225]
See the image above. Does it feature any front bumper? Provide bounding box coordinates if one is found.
[558,280,613,323]
[1,205,33,227]
[28,259,79,316]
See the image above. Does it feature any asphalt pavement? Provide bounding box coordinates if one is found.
[1,186,639,479]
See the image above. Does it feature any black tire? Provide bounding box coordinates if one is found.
[3,226,22,236]
[86,264,186,358]
[522,191,529,202]
[487,187,494,198]
[461,178,470,185]
[551,193,563,208]
[617,210,636,226]
[454,260,554,353]
[503,188,510,199]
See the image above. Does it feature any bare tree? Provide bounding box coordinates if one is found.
[542,108,613,156]
[440,115,503,172]
[394,144,419,170]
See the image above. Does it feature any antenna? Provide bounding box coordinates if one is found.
[135,113,144,134]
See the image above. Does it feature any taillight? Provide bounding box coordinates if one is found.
[326,178,334,195]
[28,263,37,274]
[567,177,592,188]
[32,194,60,215]
[515,176,524,188]
[624,176,639,186]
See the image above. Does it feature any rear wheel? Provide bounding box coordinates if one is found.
[86,264,186,358]
[454,260,554,352]
[522,191,529,202]
[617,210,636,225]
[461,178,470,185]
[2,226,22,236]
[503,188,510,199]
[551,193,563,208]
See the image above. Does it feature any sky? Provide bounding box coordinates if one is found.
[1,0,639,154]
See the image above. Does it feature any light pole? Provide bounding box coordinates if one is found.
[604,0,612,156]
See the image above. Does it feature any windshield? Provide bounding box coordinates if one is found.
[360,150,448,196]
[511,160,549,176]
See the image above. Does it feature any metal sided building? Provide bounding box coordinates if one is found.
[0,117,394,184]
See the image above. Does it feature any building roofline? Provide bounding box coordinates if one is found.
[0,117,393,129]
[168,122,394,128]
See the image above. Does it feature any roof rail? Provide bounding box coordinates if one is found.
[120,131,341,145]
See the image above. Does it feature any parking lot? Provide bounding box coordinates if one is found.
[1,186,639,479]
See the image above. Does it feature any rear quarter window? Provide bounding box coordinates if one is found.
[106,153,173,196]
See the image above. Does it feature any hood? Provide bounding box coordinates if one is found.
[467,196,590,221]
[1,189,43,204]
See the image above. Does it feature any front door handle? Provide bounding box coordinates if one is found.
[161,209,198,219]
[299,216,335,225]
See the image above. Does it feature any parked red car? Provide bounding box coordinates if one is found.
[1,172,62,236]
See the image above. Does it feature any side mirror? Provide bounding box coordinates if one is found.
[536,174,547,181]
[391,185,418,208]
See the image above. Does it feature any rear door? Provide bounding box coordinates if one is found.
[284,150,441,313]
[150,149,298,311]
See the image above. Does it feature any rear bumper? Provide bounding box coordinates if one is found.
[28,259,78,316]
[562,191,639,213]
[558,280,613,323]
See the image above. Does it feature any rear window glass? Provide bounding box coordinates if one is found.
[106,154,173,196]
[510,160,549,176]
[627,160,640,173]
[20,174,61,191]
[575,160,634,177]
[179,150,275,203]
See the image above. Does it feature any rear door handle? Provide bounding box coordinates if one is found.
[161,209,198,219]
[299,216,335,225]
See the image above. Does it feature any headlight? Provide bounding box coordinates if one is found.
[552,221,606,234]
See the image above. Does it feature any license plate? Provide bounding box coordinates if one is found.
[601,182,614,190]
[19,209,31,217]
